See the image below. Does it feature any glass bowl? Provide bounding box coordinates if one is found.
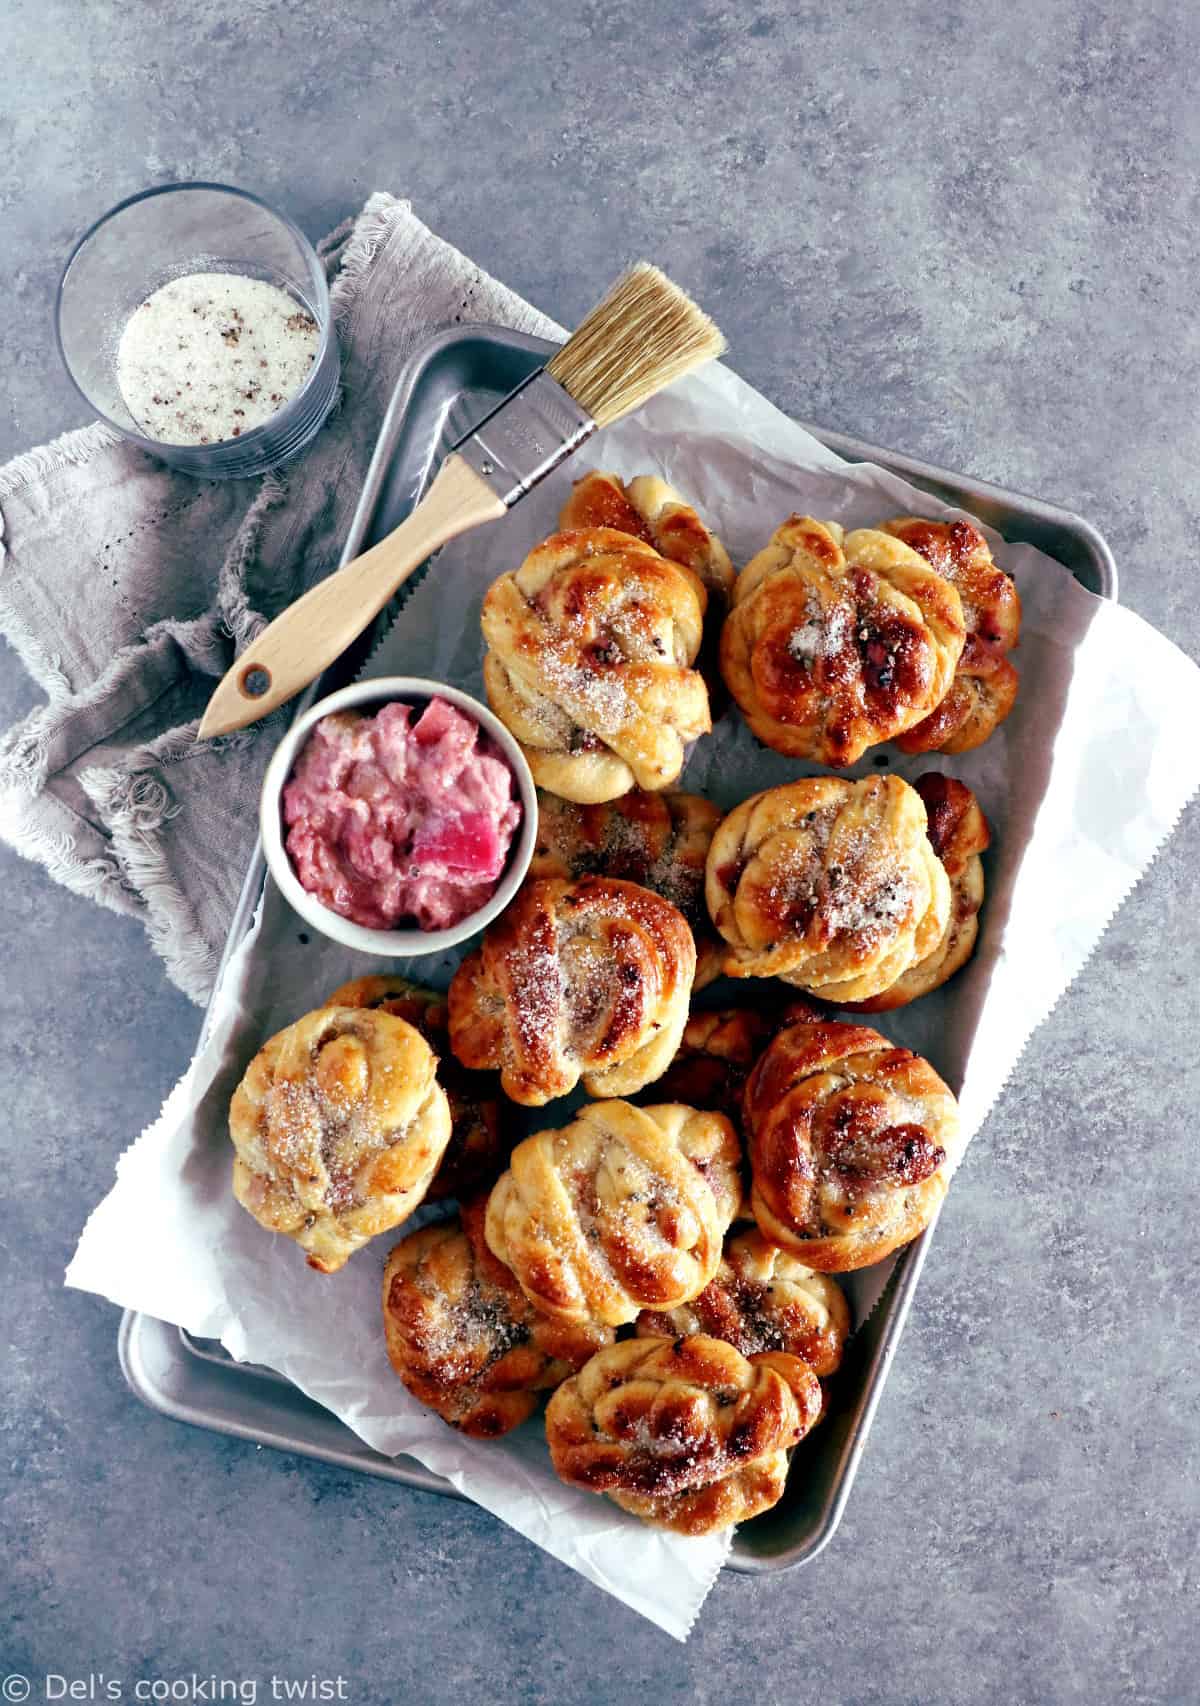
[56,182,340,479]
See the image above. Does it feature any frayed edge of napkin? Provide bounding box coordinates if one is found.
[80,749,217,1003]
[326,190,413,325]
[0,419,122,503]
[0,639,146,925]
[0,772,136,917]
[0,421,122,693]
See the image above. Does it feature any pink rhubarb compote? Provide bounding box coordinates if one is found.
[282,697,522,931]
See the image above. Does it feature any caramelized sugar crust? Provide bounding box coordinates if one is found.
[448,875,696,1106]
[705,774,950,1002]
[742,1017,961,1270]
[720,516,965,765]
[546,1333,822,1534]
[382,1199,611,1437]
[484,1099,742,1327]
[883,517,1021,755]
[481,526,710,803]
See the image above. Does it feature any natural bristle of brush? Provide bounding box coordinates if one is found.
[547,263,726,429]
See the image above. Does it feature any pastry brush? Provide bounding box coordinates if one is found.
[197,264,725,738]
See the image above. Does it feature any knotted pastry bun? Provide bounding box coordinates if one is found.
[327,975,507,1200]
[229,1006,451,1273]
[720,516,965,765]
[637,1225,850,1377]
[530,787,724,988]
[840,774,990,1012]
[883,517,1021,755]
[448,874,696,1106]
[481,526,710,803]
[743,1017,961,1270]
[382,1199,611,1437]
[484,1100,742,1327]
[545,1334,822,1534]
[639,1002,820,1129]
[560,472,735,718]
[559,471,734,605]
[705,774,950,1002]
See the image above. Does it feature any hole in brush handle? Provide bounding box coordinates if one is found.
[240,664,273,699]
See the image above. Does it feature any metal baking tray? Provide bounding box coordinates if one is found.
[120,324,1117,1574]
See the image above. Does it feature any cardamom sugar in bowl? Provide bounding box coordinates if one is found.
[56,182,339,478]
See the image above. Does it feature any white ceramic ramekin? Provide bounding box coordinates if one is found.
[259,677,537,957]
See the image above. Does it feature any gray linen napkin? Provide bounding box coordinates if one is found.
[0,194,559,1000]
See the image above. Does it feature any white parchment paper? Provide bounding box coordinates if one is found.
[68,357,1200,1639]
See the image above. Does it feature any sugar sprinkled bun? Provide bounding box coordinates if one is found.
[382,1199,610,1437]
[481,526,710,802]
[449,874,696,1106]
[743,1016,961,1270]
[720,515,964,765]
[229,1005,451,1272]
[545,1333,822,1534]
[484,1099,741,1327]
[705,774,950,1002]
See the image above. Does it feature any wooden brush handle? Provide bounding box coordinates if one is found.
[197,454,507,739]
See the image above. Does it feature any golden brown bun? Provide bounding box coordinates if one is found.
[559,471,734,603]
[612,1449,793,1535]
[637,1224,850,1376]
[545,1333,822,1534]
[559,470,735,717]
[484,1100,742,1327]
[381,1199,611,1438]
[229,1006,451,1273]
[530,787,724,988]
[883,517,1021,755]
[481,526,710,802]
[326,976,508,1200]
[638,1001,821,1131]
[743,1017,961,1270]
[895,658,1018,756]
[720,516,965,765]
[705,774,950,1001]
[447,874,696,1106]
[840,774,990,1011]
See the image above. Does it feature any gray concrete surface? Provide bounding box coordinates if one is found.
[4,2,1198,1702]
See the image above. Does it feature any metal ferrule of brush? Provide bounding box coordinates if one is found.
[453,368,596,507]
